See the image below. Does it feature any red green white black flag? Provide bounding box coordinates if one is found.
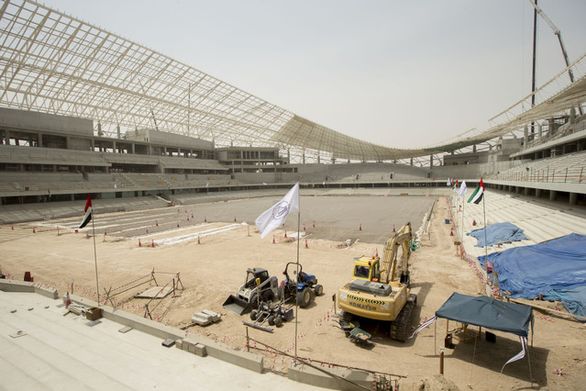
[467,178,485,204]
[79,194,93,229]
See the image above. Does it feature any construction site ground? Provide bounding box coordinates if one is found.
[0,194,584,391]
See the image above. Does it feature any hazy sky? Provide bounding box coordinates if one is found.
[44,0,586,149]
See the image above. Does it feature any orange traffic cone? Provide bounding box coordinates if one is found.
[472,219,477,226]
[359,224,362,231]
[272,235,276,244]
[33,227,36,233]
[151,239,155,247]
[139,239,142,247]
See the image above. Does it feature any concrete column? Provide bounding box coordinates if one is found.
[548,118,555,135]
[116,124,121,139]
[549,190,557,201]
[317,153,320,164]
[538,123,543,138]
[535,188,541,197]
[524,187,530,196]
[570,107,576,124]
[302,150,306,165]
[131,143,135,154]
[37,133,43,147]
[523,125,528,147]
[112,141,117,153]
[569,193,577,205]
[410,157,413,166]
[429,154,433,168]
[287,149,290,164]
[472,144,477,153]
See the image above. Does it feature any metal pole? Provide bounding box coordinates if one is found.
[294,200,301,360]
[531,0,538,115]
[91,210,100,306]
[482,191,489,277]
[461,198,465,242]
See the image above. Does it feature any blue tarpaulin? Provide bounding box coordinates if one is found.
[479,233,586,317]
[468,222,528,247]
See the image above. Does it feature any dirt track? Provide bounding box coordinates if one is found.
[1,195,584,390]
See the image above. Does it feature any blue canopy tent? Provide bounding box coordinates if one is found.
[412,293,534,377]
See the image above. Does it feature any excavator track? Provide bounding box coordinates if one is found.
[389,294,417,342]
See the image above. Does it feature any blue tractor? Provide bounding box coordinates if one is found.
[281,262,324,308]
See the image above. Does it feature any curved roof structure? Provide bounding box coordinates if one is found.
[0,0,585,161]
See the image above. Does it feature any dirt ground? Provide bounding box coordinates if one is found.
[0,195,584,390]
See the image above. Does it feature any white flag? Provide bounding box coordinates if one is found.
[457,180,467,198]
[501,336,527,372]
[255,182,299,239]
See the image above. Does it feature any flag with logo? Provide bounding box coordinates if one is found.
[79,194,93,229]
[457,180,467,198]
[255,182,299,238]
[467,178,485,204]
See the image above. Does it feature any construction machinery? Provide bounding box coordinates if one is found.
[337,223,417,342]
[223,268,279,315]
[244,301,295,333]
[281,262,324,308]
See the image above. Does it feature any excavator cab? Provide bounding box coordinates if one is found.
[352,256,381,282]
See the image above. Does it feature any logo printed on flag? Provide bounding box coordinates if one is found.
[255,183,299,239]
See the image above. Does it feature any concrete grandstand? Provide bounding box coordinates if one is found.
[0,0,585,211]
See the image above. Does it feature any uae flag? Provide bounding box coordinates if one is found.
[79,194,93,229]
[467,178,485,204]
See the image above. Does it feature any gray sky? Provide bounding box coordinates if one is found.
[44,0,586,149]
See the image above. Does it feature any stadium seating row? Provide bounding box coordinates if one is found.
[490,151,586,183]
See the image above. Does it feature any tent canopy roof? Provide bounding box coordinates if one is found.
[435,293,533,337]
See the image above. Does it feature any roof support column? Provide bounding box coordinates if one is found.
[429,154,433,168]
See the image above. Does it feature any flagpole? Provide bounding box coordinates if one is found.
[461,196,465,242]
[294,197,301,360]
[482,189,489,276]
[91,210,100,306]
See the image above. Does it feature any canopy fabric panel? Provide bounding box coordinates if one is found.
[0,0,584,161]
[435,292,532,337]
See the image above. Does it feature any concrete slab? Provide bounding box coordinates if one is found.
[135,286,173,299]
[0,291,326,391]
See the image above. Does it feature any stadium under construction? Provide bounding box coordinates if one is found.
[0,1,585,390]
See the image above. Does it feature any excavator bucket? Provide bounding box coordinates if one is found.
[223,294,253,315]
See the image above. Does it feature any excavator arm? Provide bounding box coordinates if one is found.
[381,223,412,284]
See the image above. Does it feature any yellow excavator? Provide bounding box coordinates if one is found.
[337,222,417,342]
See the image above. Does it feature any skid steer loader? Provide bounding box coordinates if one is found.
[223,267,279,315]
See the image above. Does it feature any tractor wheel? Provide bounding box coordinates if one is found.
[250,310,258,321]
[314,284,324,296]
[274,316,283,327]
[268,315,275,326]
[296,288,312,308]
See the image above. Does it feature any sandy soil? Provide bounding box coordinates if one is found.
[0,195,584,390]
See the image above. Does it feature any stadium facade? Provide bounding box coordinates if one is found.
[0,0,585,209]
